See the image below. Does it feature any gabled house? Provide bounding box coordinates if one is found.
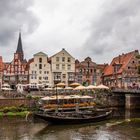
[50,48,75,86]
[28,52,52,87]
[75,57,97,85]
[102,50,139,89]
[3,33,28,89]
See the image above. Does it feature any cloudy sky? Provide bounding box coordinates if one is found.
[0,0,140,64]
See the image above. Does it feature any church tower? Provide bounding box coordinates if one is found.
[16,32,24,61]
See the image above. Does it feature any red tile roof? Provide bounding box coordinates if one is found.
[0,56,4,71]
[103,50,138,76]
[97,64,108,70]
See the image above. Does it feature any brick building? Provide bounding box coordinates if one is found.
[102,50,140,89]
[75,57,97,85]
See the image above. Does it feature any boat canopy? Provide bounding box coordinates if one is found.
[41,95,93,101]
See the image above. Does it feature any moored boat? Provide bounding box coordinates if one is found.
[34,109,112,125]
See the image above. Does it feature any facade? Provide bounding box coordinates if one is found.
[28,52,52,87]
[3,33,28,88]
[51,48,75,86]
[75,57,97,85]
[0,56,4,88]
[96,64,108,85]
[102,50,140,89]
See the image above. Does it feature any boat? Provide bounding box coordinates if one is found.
[35,90,112,125]
[34,109,112,125]
[38,95,96,111]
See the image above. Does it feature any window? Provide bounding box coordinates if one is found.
[63,74,66,79]
[39,77,42,80]
[39,71,42,74]
[79,69,82,73]
[56,64,59,70]
[62,64,65,70]
[67,64,71,70]
[54,73,61,80]
[44,64,46,67]
[39,64,42,69]
[56,57,59,62]
[68,57,71,62]
[39,58,42,63]
[90,69,93,73]
[35,64,37,67]
[44,71,46,74]
[62,57,65,62]
[44,77,48,80]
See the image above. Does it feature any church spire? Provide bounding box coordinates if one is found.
[16,32,24,61]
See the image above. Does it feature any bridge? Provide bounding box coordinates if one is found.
[111,89,140,109]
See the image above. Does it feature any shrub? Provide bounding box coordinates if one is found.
[3,107,10,113]
[6,112,15,117]
[17,107,28,112]
[26,94,32,99]
[0,112,3,117]
[15,111,28,117]
[9,106,18,113]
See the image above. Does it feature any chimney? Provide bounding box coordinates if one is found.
[119,55,121,63]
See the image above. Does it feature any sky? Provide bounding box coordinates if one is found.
[0,0,140,64]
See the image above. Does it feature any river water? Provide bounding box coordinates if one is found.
[0,109,140,140]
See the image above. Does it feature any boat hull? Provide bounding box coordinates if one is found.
[34,110,112,125]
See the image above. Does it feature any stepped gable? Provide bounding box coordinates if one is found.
[103,50,137,76]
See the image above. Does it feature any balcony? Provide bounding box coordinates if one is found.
[68,78,75,82]
[54,78,61,81]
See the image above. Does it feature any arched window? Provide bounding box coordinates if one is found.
[39,58,42,63]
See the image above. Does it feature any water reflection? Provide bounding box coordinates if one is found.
[0,109,140,140]
[34,120,140,140]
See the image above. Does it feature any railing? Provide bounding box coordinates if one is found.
[112,88,140,94]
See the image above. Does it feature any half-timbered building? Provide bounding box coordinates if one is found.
[3,33,28,89]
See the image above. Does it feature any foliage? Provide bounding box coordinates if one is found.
[0,106,29,113]
[15,111,29,116]
[26,94,32,99]
[6,112,15,117]
[32,96,40,100]
[82,81,87,86]
[0,112,3,117]
[0,110,29,117]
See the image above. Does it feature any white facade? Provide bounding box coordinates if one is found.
[51,48,75,86]
[29,52,52,87]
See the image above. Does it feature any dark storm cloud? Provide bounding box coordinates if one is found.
[83,0,140,58]
[0,0,39,46]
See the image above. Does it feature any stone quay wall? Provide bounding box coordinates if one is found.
[0,98,32,107]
